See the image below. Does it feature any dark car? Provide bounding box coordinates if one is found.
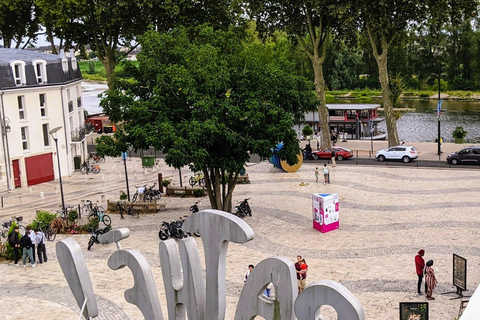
[312,147,353,161]
[446,146,480,165]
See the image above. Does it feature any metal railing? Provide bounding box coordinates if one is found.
[71,123,95,142]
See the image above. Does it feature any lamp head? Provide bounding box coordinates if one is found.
[49,126,62,139]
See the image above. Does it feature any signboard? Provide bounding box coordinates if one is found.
[400,302,429,320]
[121,152,127,161]
[329,116,345,121]
[453,254,467,291]
[437,100,443,116]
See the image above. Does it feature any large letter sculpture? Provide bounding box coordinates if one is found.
[56,238,98,319]
[170,209,255,320]
[235,257,297,320]
[57,209,365,320]
[294,280,365,320]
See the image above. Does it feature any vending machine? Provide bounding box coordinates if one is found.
[312,193,339,233]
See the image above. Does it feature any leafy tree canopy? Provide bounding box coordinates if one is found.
[99,25,318,210]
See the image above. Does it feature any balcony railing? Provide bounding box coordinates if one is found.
[71,123,95,142]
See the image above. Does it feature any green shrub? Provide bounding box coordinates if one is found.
[120,191,128,200]
[193,189,204,197]
[68,210,79,223]
[31,210,57,229]
[452,126,467,139]
[87,60,96,74]
[162,180,171,188]
[84,216,99,231]
[302,125,313,137]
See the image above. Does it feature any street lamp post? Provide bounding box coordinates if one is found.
[437,73,442,160]
[49,126,66,214]
[121,152,130,201]
[1,117,12,190]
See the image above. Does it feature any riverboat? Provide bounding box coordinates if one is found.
[302,104,386,140]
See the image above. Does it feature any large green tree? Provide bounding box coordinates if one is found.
[98,26,318,211]
[0,0,38,48]
[248,1,357,148]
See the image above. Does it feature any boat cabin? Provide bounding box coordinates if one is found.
[302,104,386,140]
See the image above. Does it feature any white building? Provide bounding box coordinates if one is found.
[0,48,89,191]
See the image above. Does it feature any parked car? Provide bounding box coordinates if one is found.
[446,146,480,165]
[312,147,353,161]
[375,146,418,163]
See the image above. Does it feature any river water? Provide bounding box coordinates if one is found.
[81,82,480,142]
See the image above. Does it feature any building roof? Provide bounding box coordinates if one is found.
[0,48,82,89]
[0,48,61,64]
[326,104,380,110]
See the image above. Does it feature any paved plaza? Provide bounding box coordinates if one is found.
[0,141,479,319]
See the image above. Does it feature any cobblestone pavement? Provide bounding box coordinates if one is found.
[1,151,480,319]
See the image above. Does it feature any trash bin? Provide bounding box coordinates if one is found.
[74,156,81,170]
[141,155,155,167]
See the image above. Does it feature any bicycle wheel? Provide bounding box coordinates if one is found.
[87,238,94,250]
[81,206,91,217]
[193,232,200,237]
[131,209,139,219]
[132,193,138,203]
[102,215,111,226]
[92,166,100,174]
[99,157,106,163]
[199,178,205,188]
[46,229,56,241]
[80,166,88,175]
[154,191,162,200]
[189,177,196,187]
[95,206,105,214]
[159,229,169,240]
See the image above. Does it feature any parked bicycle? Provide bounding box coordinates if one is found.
[189,173,205,187]
[88,209,111,226]
[132,185,146,202]
[116,202,139,219]
[87,152,106,163]
[57,205,76,220]
[80,161,100,175]
[189,201,201,214]
[234,198,252,218]
[80,200,105,217]
[87,225,112,250]
[143,183,162,202]
[158,216,199,240]
[32,220,56,241]
[1,216,26,236]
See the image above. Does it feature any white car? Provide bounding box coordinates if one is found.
[375,146,418,163]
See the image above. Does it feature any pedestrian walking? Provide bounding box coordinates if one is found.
[425,260,437,300]
[295,255,302,293]
[20,230,36,268]
[331,148,336,167]
[9,226,21,266]
[323,164,330,185]
[315,167,319,183]
[35,228,47,263]
[415,249,427,295]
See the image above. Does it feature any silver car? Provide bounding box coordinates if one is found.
[375,146,418,163]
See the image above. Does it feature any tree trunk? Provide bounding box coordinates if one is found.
[312,55,331,149]
[375,53,399,146]
[203,167,237,212]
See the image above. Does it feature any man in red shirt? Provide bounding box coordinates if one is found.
[415,249,426,295]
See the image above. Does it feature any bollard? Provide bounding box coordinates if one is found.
[101,194,105,202]
[144,168,147,175]
[40,192,44,199]
[158,173,163,193]
[101,174,105,181]
[1,196,3,208]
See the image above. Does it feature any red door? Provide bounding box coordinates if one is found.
[12,159,21,188]
[25,153,54,186]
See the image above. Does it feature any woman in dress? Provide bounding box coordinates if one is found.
[425,260,438,300]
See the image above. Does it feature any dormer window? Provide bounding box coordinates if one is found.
[10,60,26,85]
[71,55,77,71]
[62,57,69,73]
[33,59,48,84]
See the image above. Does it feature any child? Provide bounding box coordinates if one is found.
[323,164,329,185]
[244,264,254,282]
[315,167,319,183]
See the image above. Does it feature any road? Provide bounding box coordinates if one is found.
[304,158,480,169]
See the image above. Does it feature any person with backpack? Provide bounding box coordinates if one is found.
[9,226,21,266]
[323,164,330,185]
[20,229,36,268]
